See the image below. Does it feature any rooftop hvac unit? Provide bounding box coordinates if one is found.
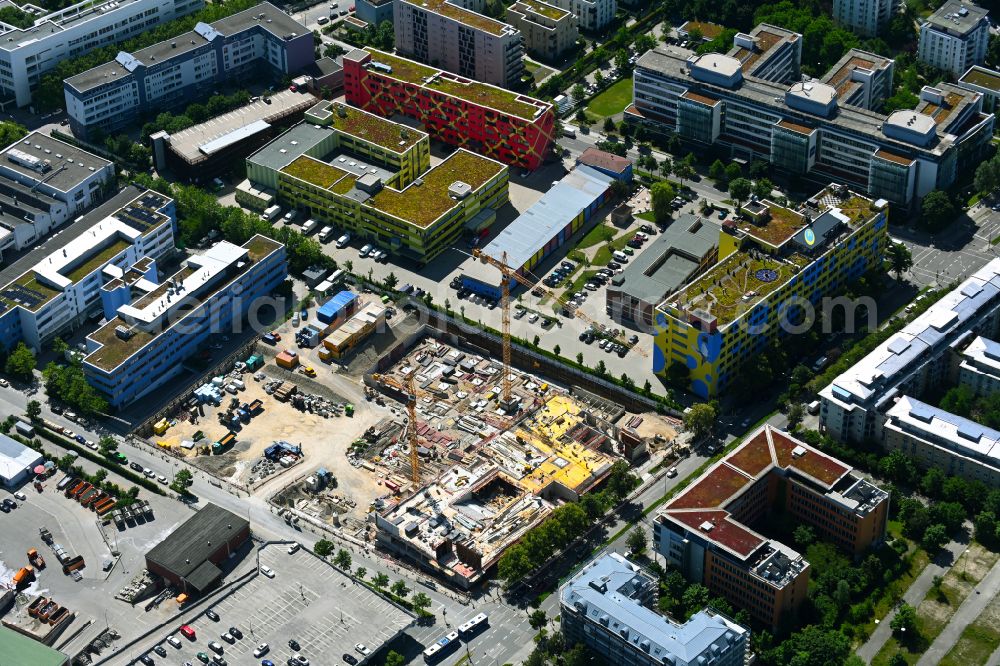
[7,148,50,173]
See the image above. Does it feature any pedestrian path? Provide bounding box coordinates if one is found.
[916,557,1000,666]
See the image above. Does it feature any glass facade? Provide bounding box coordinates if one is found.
[868,157,912,204]
[771,126,812,174]
[677,98,717,144]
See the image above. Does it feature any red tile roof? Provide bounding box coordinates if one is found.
[578,147,632,175]
[667,509,766,557]
[670,463,752,509]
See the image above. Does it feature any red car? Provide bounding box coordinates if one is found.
[180,624,196,640]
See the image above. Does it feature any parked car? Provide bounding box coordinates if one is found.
[130,462,143,472]
[221,632,234,644]
[208,641,223,654]
[355,644,371,657]
[229,627,243,640]
[359,244,374,258]
[254,643,270,658]
[206,610,220,622]
[343,654,358,665]
[260,566,275,578]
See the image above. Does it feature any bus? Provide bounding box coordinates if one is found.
[458,613,489,637]
[422,631,459,662]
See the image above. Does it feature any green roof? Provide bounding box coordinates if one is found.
[64,239,131,284]
[325,102,423,152]
[960,67,1000,92]
[364,49,549,120]
[282,156,349,189]
[0,626,68,666]
[512,0,569,20]
[400,0,509,34]
[735,203,806,247]
[369,150,505,228]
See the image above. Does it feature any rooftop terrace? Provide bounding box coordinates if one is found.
[735,202,806,247]
[363,49,550,120]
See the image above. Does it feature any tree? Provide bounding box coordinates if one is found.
[888,653,908,666]
[921,467,946,498]
[724,163,742,183]
[684,403,716,441]
[920,190,956,232]
[974,154,1000,195]
[886,241,913,279]
[627,526,647,554]
[752,178,774,200]
[25,400,41,422]
[681,584,710,619]
[334,549,352,570]
[575,108,588,124]
[5,342,35,381]
[595,360,607,376]
[372,572,390,589]
[51,337,69,356]
[709,159,726,183]
[344,259,354,273]
[603,117,616,133]
[728,178,752,211]
[650,180,677,224]
[788,403,804,428]
[659,158,673,178]
[576,352,584,365]
[532,335,540,347]
[384,272,398,290]
[594,70,605,87]
[355,566,367,580]
[314,539,334,557]
[793,524,815,547]
[390,579,410,598]
[383,651,406,666]
[614,48,630,72]
[553,344,561,356]
[921,523,949,553]
[170,468,193,495]
[572,83,586,103]
[529,609,548,630]
[411,591,432,612]
[891,603,917,637]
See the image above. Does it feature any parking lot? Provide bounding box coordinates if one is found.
[120,544,413,666]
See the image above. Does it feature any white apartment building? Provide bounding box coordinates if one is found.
[832,0,896,38]
[0,0,204,108]
[0,131,115,258]
[629,27,994,207]
[918,1,990,76]
[819,258,1000,444]
[957,336,1000,396]
[507,0,577,62]
[545,0,615,32]
[393,0,524,87]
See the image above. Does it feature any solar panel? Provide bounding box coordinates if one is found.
[2,283,44,309]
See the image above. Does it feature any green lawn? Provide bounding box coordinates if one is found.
[586,78,633,118]
[592,233,634,266]
[577,223,617,249]
[940,594,1000,666]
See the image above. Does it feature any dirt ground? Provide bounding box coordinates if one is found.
[632,412,680,443]
[919,543,1000,634]
[152,366,390,521]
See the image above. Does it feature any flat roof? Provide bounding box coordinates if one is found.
[0,626,67,666]
[168,90,319,164]
[611,214,718,304]
[66,2,307,93]
[562,554,748,663]
[691,53,743,78]
[822,257,1000,407]
[397,0,514,35]
[925,0,988,35]
[510,0,570,21]
[0,432,43,482]
[145,503,249,579]
[356,48,552,121]
[0,131,110,192]
[960,65,1000,93]
[788,80,837,106]
[472,165,612,274]
[308,100,425,153]
[680,20,725,39]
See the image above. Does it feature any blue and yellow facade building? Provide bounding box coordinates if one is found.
[653,188,888,397]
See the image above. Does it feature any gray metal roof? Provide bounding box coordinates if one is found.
[0,131,110,193]
[561,553,748,665]
[477,165,613,273]
[610,213,719,304]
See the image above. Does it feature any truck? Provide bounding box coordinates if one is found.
[319,226,335,243]
[12,566,34,588]
[248,399,264,416]
[302,218,319,235]
[27,548,45,568]
[14,420,35,438]
[262,204,282,221]
[61,556,85,574]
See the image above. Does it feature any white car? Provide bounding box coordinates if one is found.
[157,475,168,485]
[355,644,371,656]
[143,468,155,478]
[359,244,374,258]
[0,378,8,387]
[166,635,182,649]
[253,643,270,658]
[260,565,275,578]
[287,543,300,554]
[513,308,526,319]
[527,313,539,323]
[13,492,26,501]
[221,632,235,644]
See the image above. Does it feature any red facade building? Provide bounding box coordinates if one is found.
[343,48,555,170]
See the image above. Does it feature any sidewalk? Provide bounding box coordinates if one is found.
[915,557,1000,666]
[856,539,967,664]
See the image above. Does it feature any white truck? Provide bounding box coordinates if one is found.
[319,226,335,243]
[302,219,319,235]
[262,205,281,221]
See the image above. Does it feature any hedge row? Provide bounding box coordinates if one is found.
[34,426,165,495]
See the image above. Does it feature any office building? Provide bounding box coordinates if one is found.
[460,165,613,300]
[64,2,315,140]
[629,27,994,207]
[884,396,1000,486]
[819,49,895,111]
[820,258,1000,443]
[247,100,507,263]
[343,48,555,170]
[958,65,1000,111]
[145,503,250,593]
[0,0,203,108]
[918,1,990,76]
[0,187,176,353]
[356,0,396,25]
[0,131,115,258]
[653,187,887,398]
[832,0,896,38]
[655,425,889,628]
[393,0,524,87]
[606,213,718,328]
[82,234,285,407]
[560,553,750,666]
[507,0,578,62]
[546,0,615,31]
